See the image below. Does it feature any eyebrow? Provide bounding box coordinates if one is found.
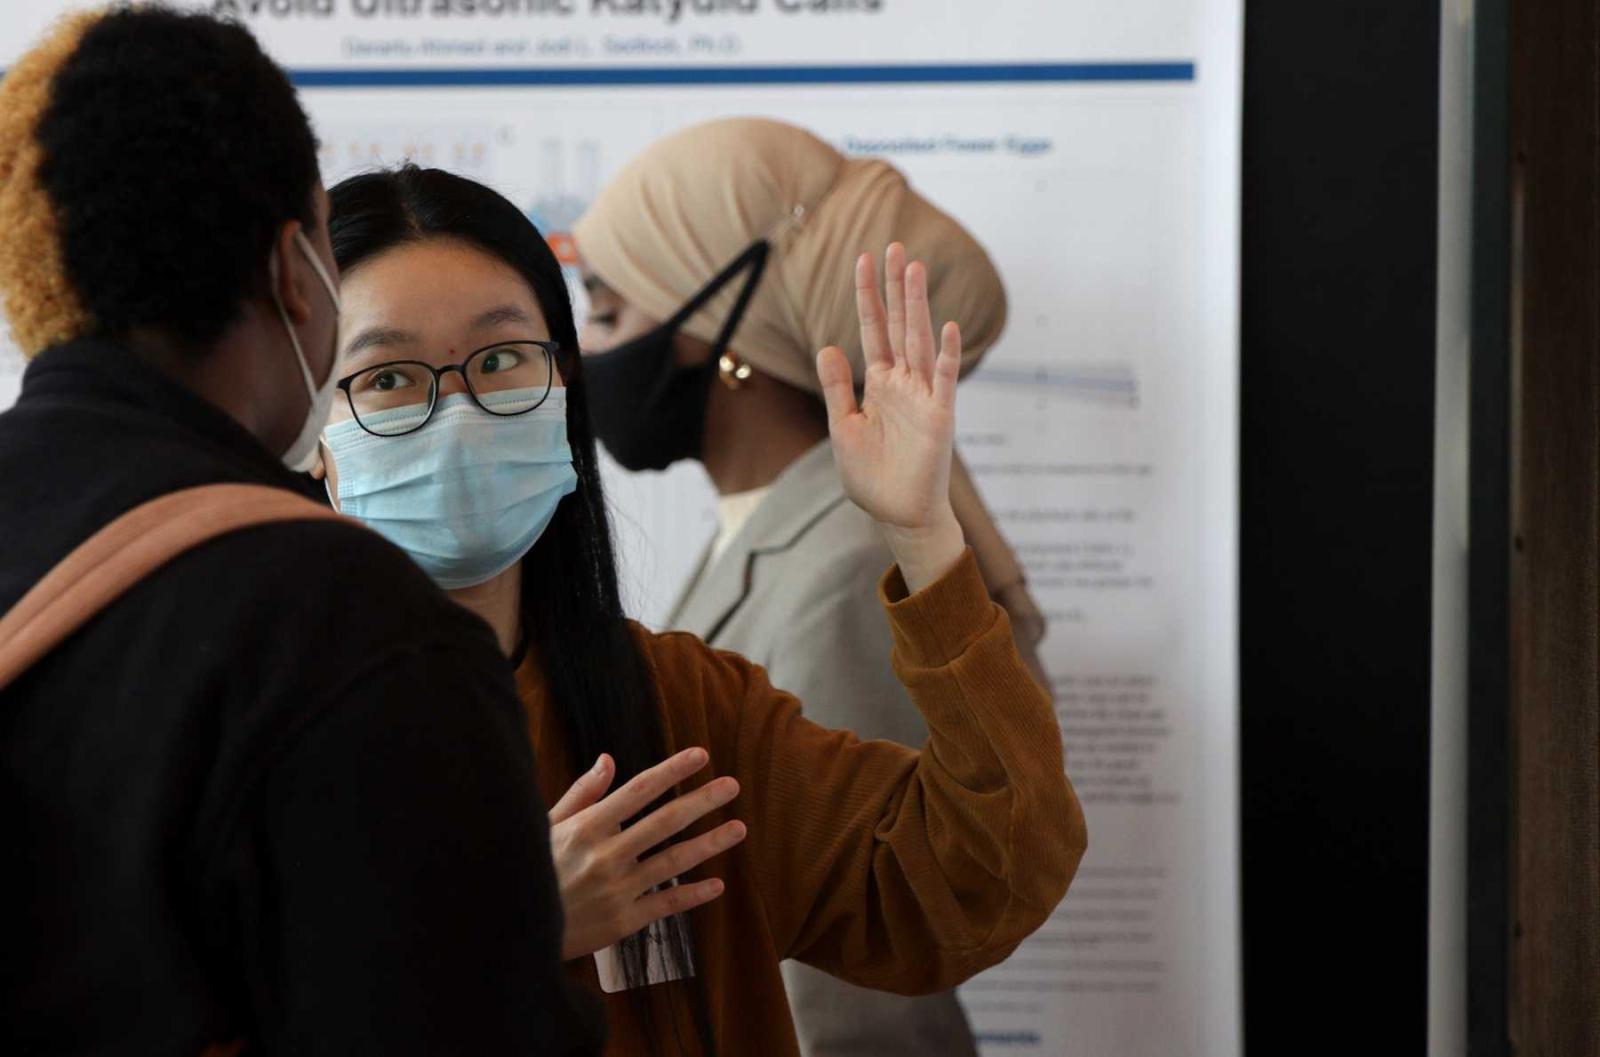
[342,305,535,361]
[343,326,418,358]
[473,305,535,330]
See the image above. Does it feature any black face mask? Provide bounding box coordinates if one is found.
[583,240,770,472]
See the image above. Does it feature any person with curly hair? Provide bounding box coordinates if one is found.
[0,8,597,1054]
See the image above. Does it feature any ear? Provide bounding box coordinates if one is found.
[271,219,315,326]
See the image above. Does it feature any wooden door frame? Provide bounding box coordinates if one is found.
[1490,0,1600,1052]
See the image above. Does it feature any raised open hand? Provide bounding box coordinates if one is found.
[818,244,966,591]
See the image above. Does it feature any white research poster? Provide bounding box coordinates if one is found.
[0,2,1242,1054]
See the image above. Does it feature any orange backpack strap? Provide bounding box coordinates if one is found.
[0,483,348,693]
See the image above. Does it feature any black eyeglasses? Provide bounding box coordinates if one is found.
[336,340,561,438]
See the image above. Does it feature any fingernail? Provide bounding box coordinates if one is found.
[592,756,607,775]
[687,747,708,766]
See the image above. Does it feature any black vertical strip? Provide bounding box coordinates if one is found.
[1240,2,1440,1051]
[1467,0,1513,1051]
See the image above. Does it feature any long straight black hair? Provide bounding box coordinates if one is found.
[328,165,715,1056]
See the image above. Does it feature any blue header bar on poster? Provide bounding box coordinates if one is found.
[288,61,1196,88]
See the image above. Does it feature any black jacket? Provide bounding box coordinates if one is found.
[0,341,600,1055]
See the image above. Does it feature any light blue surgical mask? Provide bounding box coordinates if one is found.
[323,386,578,589]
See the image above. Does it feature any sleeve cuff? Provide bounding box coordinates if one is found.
[878,547,999,669]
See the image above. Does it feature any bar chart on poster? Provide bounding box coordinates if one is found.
[0,3,1240,1053]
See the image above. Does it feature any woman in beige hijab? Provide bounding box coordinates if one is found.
[576,117,1054,1057]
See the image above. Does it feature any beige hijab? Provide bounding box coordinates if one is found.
[575,118,1050,687]
[573,117,1007,394]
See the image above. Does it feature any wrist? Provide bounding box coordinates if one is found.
[881,507,966,594]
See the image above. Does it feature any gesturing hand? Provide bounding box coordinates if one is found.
[547,747,746,961]
[818,244,967,592]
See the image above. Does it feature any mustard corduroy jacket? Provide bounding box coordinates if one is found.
[516,549,1086,1057]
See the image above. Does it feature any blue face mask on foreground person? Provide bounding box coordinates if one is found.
[324,386,578,589]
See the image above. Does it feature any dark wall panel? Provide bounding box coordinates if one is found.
[1240,2,1440,1050]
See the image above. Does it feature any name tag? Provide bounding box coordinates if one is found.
[593,914,696,994]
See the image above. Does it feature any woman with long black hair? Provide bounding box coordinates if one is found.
[319,165,1085,1057]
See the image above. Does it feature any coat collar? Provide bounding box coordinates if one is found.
[669,439,848,641]
[17,337,303,489]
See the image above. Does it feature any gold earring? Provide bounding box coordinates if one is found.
[718,353,753,389]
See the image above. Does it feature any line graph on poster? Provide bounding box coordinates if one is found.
[965,360,1140,408]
